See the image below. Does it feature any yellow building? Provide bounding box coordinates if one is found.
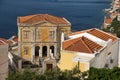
[17,14,71,70]
[58,50,90,72]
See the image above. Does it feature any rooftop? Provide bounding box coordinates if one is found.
[18,14,70,25]
[104,17,112,24]
[63,36,102,53]
[63,28,118,53]
[69,28,117,42]
[87,28,117,42]
[0,38,8,45]
[0,36,18,46]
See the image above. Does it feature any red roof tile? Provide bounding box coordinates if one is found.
[63,36,102,53]
[18,14,70,25]
[105,17,112,24]
[0,41,5,45]
[0,38,7,45]
[87,28,117,41]
[6,40,13,45]
[82,37,102,52]
[0,37,18,45]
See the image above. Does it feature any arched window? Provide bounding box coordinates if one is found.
[42,46,47,57]
[50,46,54,56]
[35,46,40,56]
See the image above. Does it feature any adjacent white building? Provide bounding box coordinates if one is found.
[58,28,119,72]
[0,40,8,80]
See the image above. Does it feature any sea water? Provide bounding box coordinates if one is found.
[0,0,111,38]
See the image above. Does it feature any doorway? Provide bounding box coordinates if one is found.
[35,46,40,56]
[42,46,47,57]
[46,64,53,71]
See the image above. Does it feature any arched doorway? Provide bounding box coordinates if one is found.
[50,46,54,56]
[35,46,40,56]
[42,46,47,57]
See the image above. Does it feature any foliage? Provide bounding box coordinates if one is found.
[102,17,120,37]
[7,67,87,80]
[7,66,120,80]
[110,17,120,37]
[101,26,111,32]
[88,67,120,80]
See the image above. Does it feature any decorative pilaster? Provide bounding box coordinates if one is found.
[54,45,57,58]
[47,45,50,57]
[31,44,35,62]
[39,45,42,57]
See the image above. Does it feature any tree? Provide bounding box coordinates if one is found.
[7,67,85,80]
[88,67,120,80]
[110,17,120,37]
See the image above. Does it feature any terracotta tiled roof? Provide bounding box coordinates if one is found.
[63,37,80,50]
[0,38,14,45]
[0,38,7,45]
[0,41,5,45]
[6,40,13,45]
[63,36,102,53]
[18,14,70,24]
[87,28,117,41]
[105,17,112,24]
[82,37,102,52]
[69,28,117,42]
[0,37,18,45]
[0,38,7,42]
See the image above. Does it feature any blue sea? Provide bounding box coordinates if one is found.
[0,0,111,38]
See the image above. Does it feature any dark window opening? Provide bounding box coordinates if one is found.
[35,46,40,56]
[50,46,54,56]
[108,52,111,55]
[105,64,109,68]
[42,46,47,57]
[110,59,114,63]
[46,64,53,71]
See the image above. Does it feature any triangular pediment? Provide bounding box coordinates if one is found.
[34,20,57,27]
[18,14,70,25]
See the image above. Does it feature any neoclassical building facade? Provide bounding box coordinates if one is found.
[17,14,71,70]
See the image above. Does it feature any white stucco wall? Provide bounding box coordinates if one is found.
[90,39,119,68]
[118,39,120,67]
[107,40,119,68]
[0,45,8,80]
[90,47,107,68]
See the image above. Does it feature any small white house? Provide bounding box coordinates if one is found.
[58,28,119,72]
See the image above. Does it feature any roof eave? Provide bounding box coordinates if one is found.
[18,21,71,27]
